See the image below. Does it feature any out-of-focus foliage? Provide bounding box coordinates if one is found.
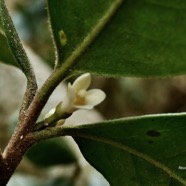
[26,138,77,167]
[7,174,74,186]
[11,0,55,65]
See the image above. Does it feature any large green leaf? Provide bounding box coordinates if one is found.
[62,114,186,185]
[48,0,186,77]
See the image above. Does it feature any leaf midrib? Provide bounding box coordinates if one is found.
[50,0,125,71]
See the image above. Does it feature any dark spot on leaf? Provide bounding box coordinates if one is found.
[146,130,161,137]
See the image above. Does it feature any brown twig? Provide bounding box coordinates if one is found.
[0,0,124,184]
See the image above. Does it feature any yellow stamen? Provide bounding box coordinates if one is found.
[74,90,86,105]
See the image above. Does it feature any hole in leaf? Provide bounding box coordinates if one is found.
[146,130,161,137]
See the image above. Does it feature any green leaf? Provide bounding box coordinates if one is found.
[64,114,186,185]
[0,0,36,79]
[26,138,77,167]
[48,0,186,77]
[0,16,17,66]
[0,33,18,67]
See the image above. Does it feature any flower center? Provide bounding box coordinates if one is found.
[74,89,86,105]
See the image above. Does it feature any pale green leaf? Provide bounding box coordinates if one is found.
[48,0,186,77]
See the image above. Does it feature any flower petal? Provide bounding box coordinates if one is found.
[86,89,106,105]
[75,104,95,110]
[61,83,75,112]
[72,73,91,92]
[75,89,106,110]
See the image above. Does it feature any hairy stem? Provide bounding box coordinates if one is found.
[0,0,38,111]
[0,136,35,185]
[0,0,124,184]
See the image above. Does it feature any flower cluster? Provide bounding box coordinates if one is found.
[44,73,106,125]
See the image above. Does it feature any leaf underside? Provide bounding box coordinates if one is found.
[63,114,186,186]
[48,0,186,77]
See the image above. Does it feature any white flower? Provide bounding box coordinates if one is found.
[61,73,106,113]
[44,73,106,125]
